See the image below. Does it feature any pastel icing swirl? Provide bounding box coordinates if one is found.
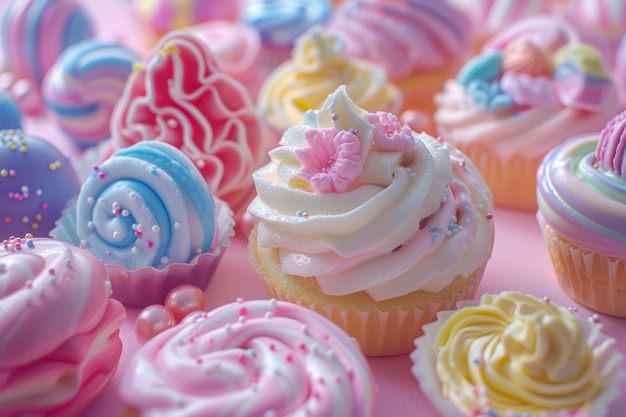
[435,292,603,416]
[111,30,268,215]
[0,236,126,416]
[0,91,21,130]
[327,0,471,79]
[43,40,140,147]
[249,86,494,301]
[73,141,216,270]
[134,0,238,34]
[1,0,94,86]
[120,298,376,417]
[258,27,402,131]
[537,125,626,259]
[0,130,80,238]
[241,0,331,48]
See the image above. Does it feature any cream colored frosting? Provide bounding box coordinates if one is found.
[435,292,603,416]
[257,28,401,132]
[248,86,494,301]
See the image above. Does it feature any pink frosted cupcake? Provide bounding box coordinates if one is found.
[51,141,234,308]
[110,30,269,230]
[120,299,376,417]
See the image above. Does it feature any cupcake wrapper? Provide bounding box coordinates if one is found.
[249,227,484,356]
[52,198,235,308]
[539,216,626,317]
[411,299,625,417]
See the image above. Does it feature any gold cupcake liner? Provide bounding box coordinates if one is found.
[452,144,541,210]
[249,226,485,356]
[411,298,625,417]
[539,216,626,317]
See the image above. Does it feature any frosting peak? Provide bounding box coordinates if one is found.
[596,110,626,179]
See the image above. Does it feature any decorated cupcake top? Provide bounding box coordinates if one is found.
[433,291,618,417]
[249,86,494,301]
[327,0,471,79]
[258,27,402,131]
[537,110,626,259]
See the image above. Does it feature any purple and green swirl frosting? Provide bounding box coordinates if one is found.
[537,111,626,258]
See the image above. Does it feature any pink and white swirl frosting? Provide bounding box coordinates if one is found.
[120,298,376,417]
[327,0,471,79]
[248,86,494,301]
[0,236,126,416]
[537,111,626,259]
[111,30,269,216]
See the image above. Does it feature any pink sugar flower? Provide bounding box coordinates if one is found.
[365,111,415,152]
[296,127,363,194]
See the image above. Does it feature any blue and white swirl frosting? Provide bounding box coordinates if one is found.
[71,142,216,270]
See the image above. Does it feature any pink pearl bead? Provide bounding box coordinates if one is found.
[165,285,205,323]
[135,304,176,344]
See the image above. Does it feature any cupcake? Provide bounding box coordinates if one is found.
[537,110,626,317]
[434,16,618,210]
[51,141,234,308]
[327,0,472,121]
[412,291,624,417]
[248,86,495,356]
[0,236,126,416]
[120,298,376,416]
[240,0,332,71]
[110,30,269,230]
[257,27,402,142]
[0,129,80,238]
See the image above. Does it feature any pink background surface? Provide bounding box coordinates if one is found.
[4,0,625,415]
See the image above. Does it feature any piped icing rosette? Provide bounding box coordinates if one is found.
[327,0,471,80]
[110,30,268,221]
[411,292,624,417]
[258,27,402,133]
[51,141,234,307]
[43,40,140,148]
[249,86,494,301]
[120,298,376,417]
[0,236,126,416]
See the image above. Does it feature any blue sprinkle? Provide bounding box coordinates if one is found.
[438,226,445,234]
[457,51,503,87]
[431,234,439,242]
[429,225,437,232]
[448,224,458,231]
[463,204,470,212]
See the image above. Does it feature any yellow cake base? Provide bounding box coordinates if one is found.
[249,227,485,356]
[540,219,626,317]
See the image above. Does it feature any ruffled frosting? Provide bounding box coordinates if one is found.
[327,0,471,79]
[249,86,494,301]
[258,27,401,131]
[435,292,604,416]
[537,127,626,259]
[120,299,376,417]
[111,30,268,214]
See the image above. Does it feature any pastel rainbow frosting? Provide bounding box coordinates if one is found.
[248,86,494,301]
[111,30,269,219]
[0,236,126,416]
[0,91,21,130]
[43,40,140,148]
[257,27,402,132]
[119,298,376,417]
[537,111,626,260]
[327,0,471,79]
[430,292,621,417]
[435,16,617,161]
[241,0,331,49]
[0,129,80,238]
[1,0,94,87]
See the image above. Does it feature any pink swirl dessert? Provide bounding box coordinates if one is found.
[537,110,626,317]
[0,129,80,239]
[190,20,264,99]
[1,0,94,113]
[327,0,472,116]
[120,298,376,417]
[435,16,618,210]
[111,30,269,228]
[0,236,126,416]
[248,86,495,356]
